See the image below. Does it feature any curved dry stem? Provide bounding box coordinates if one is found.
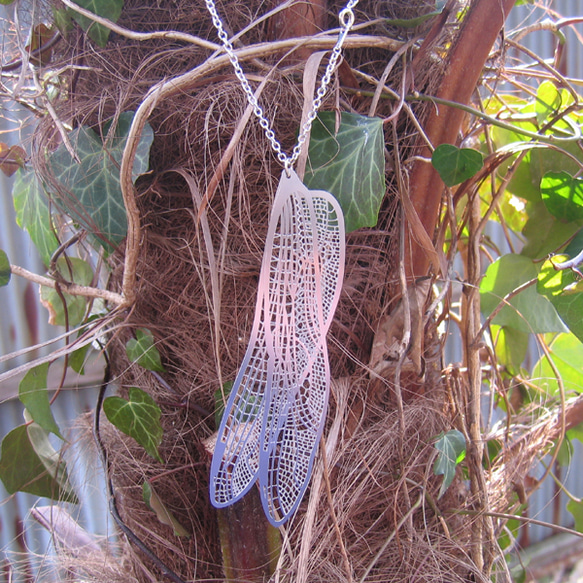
[10,264,125,305]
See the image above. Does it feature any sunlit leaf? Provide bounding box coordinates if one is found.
[540,171,583,222]
[12,168,59,267]
[431,144,484,187]
[305,112,385,232]
[535,81,562,125]
[480,254,567,334]
[521,201,580,260]
[567,498,583,533]
[48,112,154,252]
[18,363,62,439]
[433,430,466,498]
[531,333,583,396]
[0,424,77,503]
[68,0,123,47]
[537,255,583,343]
[103,387,163,462]
[142,481,189,537]
[0,250,10,287]
[39,257,94,327]
[126,328,166,372]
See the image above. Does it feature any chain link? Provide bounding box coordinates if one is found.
[204,0,359,172]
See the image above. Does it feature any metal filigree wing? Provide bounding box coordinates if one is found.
[209,170,345,526]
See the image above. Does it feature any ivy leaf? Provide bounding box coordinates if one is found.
[0,249,10,287]
[0,424,78,503]
[142,481,189,537]
[103,387,163,462]
[480,254,567,334]
[433,430,466,499]
[18,363,63,439]
[540,171,583,223]
[492,325,529,375]
[214,380,234,426]
[25,24,55,67]
[39,257,94,327]
[68,0,123,47]
[521,201,580,260]
[537,256,583,343]
[69,343,91,375]
[531,333,583,396]
[0,143,26,177]
[431,144,484,187]
[126,328,166,372]
[48,112,154,252]
[305,112,385,232]
[12,168,59,267]
[567,499,583,533]
[535,81,562,125]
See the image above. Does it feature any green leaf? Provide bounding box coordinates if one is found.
[12,168,59,267]
[480,254,567,334]
[0,249,10,287]
[39,257,94,327]
[433,430,466,499]
[69,344,91,375]
[126,328,165,372]
[531,333,583,396]
[0,424,77,503]
[214,380,233,427]
[567,498,583,533]
[68,0,123,47]
[304,112,385,232]
[48,112,154,252]
[538,255,583,342]
[431,144,484,187]
[142,481,189,537]
[540,171,583,222]
[18,363,62,439]
[103,387,163,462]
[535,81,562,125]
[521,201,580,260]
[493,325,529,375]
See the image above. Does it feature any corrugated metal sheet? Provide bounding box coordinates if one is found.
[0,0,581,577]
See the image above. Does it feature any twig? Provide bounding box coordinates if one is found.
[453,509,583,541]
[10,264,125,305]
[59,0,220,51]
[358,494,423,583]
[321,441,353,583]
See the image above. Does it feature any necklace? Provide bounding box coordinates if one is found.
[207,0,357,527]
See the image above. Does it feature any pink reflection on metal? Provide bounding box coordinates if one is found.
[209,169,345,526]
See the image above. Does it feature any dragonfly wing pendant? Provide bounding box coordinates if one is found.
[209,169,345,526]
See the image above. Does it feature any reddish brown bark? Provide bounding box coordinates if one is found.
[407,0,517,278]
[268,0,328,62]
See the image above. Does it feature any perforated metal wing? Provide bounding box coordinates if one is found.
[209,169,345,526]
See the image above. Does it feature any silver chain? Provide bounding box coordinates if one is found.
[204,0,359,172]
